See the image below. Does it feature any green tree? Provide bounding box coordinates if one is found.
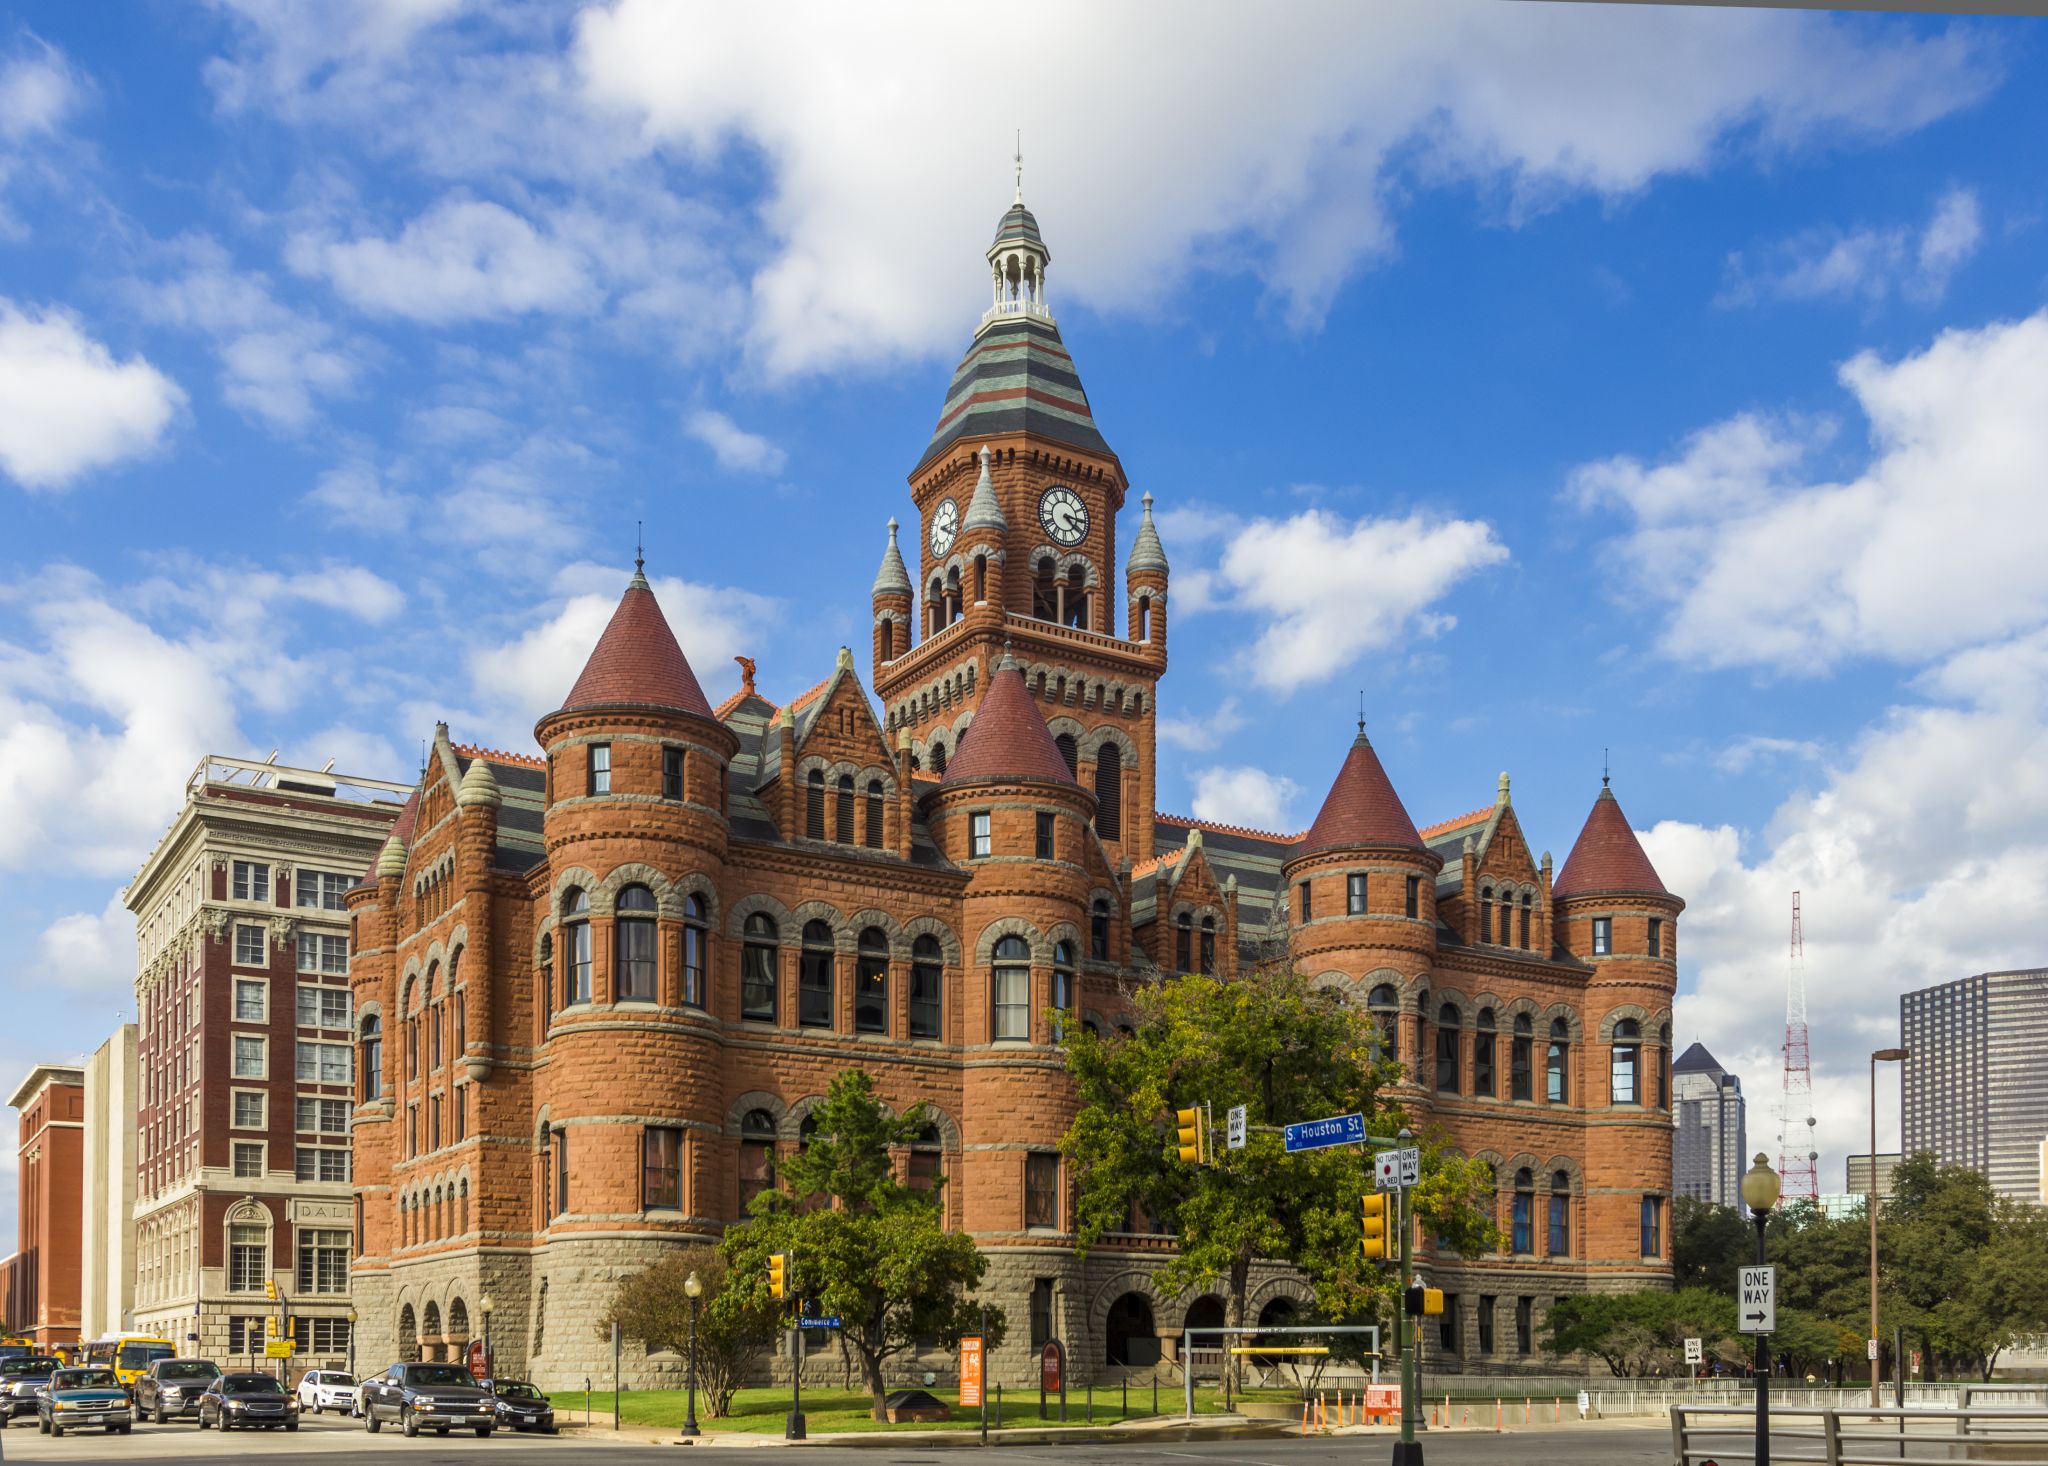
[1672,1196,1752,1292]
[718,1071,1000,1421]
[599,1245,778,1417]
[1060,969,1497,1363]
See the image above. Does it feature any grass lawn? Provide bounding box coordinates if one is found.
[552,1382,1242,1434]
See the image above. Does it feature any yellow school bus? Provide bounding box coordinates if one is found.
[79,1334,178,1389]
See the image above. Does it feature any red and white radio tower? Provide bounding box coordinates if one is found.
[1780,891,1819,1199]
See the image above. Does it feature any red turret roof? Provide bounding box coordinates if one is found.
[1295,730,1424,855]
[940,661,1076,789]
[558,570,714,719]
[1553,786,1666,897]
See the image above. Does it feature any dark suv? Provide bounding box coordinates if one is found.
[134,1358,222,1424]
[0,1357,65,1425]
[361,1362,496,1438]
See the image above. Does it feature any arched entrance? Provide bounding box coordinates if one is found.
[1104,1292,1157,1366]
[1254,1296,1298,1347]
[397,1305,418,1361]
[1182,1295,1227,1366]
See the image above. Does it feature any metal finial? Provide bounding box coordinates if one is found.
[1357,691,1366,736]
[1014,130,1023,204]
[635,520,644,576]
[1602,748,1610,789]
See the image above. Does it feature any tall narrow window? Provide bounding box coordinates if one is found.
[1647,917,1663,957]
[1547,1019,1570,1103]
[1476,1296,1495,1355]
[1515,1297,1533,1355]
[992,935,1030,1041]
[799,920,835,1028]
[806,770,825,839]
[741,914,778,1022]
[973,554,987,603]
[910,934,943,1039]
[1298,881,1313,924]
[1473,1009,1496,1096]
[1640,1195,1663,1256]
[359,1015,382,1102]
[1512,1168,1534,1253]
[1137,594,1152,641]
[615,884,657,1002]
[865,780,885,849]
[929,740,946,776]
[737,1109,775,1213]
[1548,1171,1571,1256]
[1519,895,1532,949]
[681,895,707,1008]
[1611,1019,1641,1104]
[855,927,888,1034]
[1036,812,1055,860]
[836,775,855,843]
[642,1126,683,1210]
[1024,1152,1059,1229]
[1591,916,1612,955]
[970,811,991,859]
[1199,916,1215,975]
[1051,941,1076,1039]
[587,743,611,795]
[1405,875,1420,919]
[1511,1015,1533,1100]
[1090,899,1110,961]
[662,746,684,801]
[1657,1022,1671,1107]
[1347,873,1367,915]
[1174,912,1192,975]
[563,888,592,1005]
[1093,744,1121,840]
[1481,889,1494,942]
[908,1124,942,1191]
[1055,733,1078,778]
[1435,1004,1461,1093]
[554,1127,570,1217]
[539,932,554,1024]
[1368,984,1400,1062]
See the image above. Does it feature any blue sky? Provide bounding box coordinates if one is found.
[3,2,2046,1239]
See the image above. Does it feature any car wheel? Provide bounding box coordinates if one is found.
[286,1422,299,1432]
[38,1417,49,1434]
[401,1412,419,1437]
[119,1423,133,1435]
[154,1403,167,1425]
[476,1425,493,1438]
[364,1408,380,1433]
[50,1421,62,1438]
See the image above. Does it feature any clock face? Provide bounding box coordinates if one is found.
[1039,485,1090,546]
[929,498,959,556]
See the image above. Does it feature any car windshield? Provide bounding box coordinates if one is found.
[158,1361,219,1381]
[54,1370,119,1390]
[495,1382,543,1401]
[1,1358,59,1376]
[406,1364,476,1388]
[118,1343,175,1369]
[317,1373,354,1387]
[223,1375,285,1395]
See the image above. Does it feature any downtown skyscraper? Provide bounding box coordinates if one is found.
[1901,969,2048,1204]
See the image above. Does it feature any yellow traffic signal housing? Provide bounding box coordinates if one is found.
[767,1252,788,1300]
[265,1315,278,1337]
[1422,1288,1444,1317]
[1175,1107,1206,1165]
[1360,1193,1390,1260]
[264,1279,278,1301]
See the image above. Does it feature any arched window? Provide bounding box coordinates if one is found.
[1658,1022,1672,1108]
[1200,915,1216,975]
[1090,899,1110,961]
[836,775,855,843]
[1548,1171,1571,1256]
[973,553,988,604]
[1064,565,1089,629]
[1368,984,1401,1061]
[563,887,592,1006]
[428,963,442,1069]
[944,566,962,625]
[855,927,888,1034]
[806,770,825,839]
[1435,1003,1461,1093]
[1051,940,1076,1039]
[738,1108,776,1213]
[1174,912,1192,975]
[910,934,943,1039]
[992,935,1030,1042]
[1479,888,1493,943]
[1094,744,1121,840]
[360,1014,383,1102]
[879,619,895,661]
[615,884,657,1003]
[927,578,942,636]
[799,920,835,1029]
[1519,893,1532,950]
[865,780,885,850]
[1473,1008,1496,1097]
[538,932,553,1023]
[1548,1018,1571,1103]
[929,740,947,776]
[741,913,778,1022]
[1137,593,1152,641]
[1611,1018,1641,1105]
[1055,733,1078,778]
[1033,557,1056,620]
[1512,1168,1534,1253]
[681,894,707,1008]
[1510,1014,1533,1100]
[908,1123,943,1192]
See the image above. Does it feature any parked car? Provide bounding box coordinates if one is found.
[296,1368,358,1415]
[37,1367,132,1437]
[134,1358,222,1424]
[360,1361,495,1438]
[0,1356,66,1425]
[196,1372,299,1431]
[486,1379,556,1432]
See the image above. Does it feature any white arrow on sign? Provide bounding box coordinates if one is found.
[1396,1146,1421,1186]
[1684,1337,1703,1364]
[1226,1105,1247,1151]
[1738,1265,1776,1335]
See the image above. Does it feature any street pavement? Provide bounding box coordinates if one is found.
[0,1411,1673,1464]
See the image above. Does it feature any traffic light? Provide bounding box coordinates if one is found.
[264,1280,278,1301]
[1175,1107,1206,1165]
[1422,1288,1444,1317]
[767,1252,788,1300]
[1360,1193,1389,1260]
[265,1315,278,1338]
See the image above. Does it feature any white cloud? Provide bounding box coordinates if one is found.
[1714,734,1824,775]
[1574,309,2048,675]
[685,408,787,475]
[1720,186,1983,307]
[1189,765,1302,833]
[0,41,84,140]
[36,895,133,994]
[1159,695,1248,753]
[0,300,183,490]
[293,197,595,324]
[306,460,413,533]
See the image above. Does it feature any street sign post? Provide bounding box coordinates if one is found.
[1226,1105,1247,1151]
[1685,1338,1703,1364]
[1738,1265,1777,1335]
[1283,1112,1366,1153]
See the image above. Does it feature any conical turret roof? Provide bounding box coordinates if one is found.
[872,518,912,597]
[1128,491,1168,576]
[961,446,1008,536]
[940,660,1076,789]
[1295,728,1425,856]
[557,564,714,720]
[1553,784,1667,897]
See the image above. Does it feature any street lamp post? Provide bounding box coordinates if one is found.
[347,1309,358,1381]
[1742,1153,1781,1466]
[480,1294,495,1383]
[682,1272,703,1438]
[1868,1048,1908,1408]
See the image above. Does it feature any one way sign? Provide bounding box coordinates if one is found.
[1738,1265,1776,1335]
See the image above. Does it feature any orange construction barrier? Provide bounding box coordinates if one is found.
[1301,1398,1309,1431]
[1495,1398,1503,1433]
[1526,1396,1533,1425]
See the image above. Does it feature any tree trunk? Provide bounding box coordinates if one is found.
[1228,1255,1252,1395]
[857,1341,890,1421]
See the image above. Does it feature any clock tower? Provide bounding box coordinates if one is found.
[871,181,1168,865]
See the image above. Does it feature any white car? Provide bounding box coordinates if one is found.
[294,1370,358,1416]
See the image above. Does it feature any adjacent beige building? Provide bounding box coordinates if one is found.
[80,1026,138,1341]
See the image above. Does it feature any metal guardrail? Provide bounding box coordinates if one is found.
[1673,1404,2048,1466]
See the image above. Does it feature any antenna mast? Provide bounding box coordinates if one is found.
[1780,890,1819,1199]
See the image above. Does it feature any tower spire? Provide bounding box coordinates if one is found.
[1014,129,1023,204]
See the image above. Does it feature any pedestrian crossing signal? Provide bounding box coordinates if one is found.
[1422,1288,1444,1317]
[1361,1194,1389,1260]
[1175,1108,1206,1166]
[768,1252,789,1300]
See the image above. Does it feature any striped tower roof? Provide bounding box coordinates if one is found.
[917,315,1112,472]
[991,202,1045,252]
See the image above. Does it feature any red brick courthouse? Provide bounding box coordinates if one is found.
[347,195,1680,1387]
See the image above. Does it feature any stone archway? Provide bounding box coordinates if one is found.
[397,1304,418,1361]
[1104,1292,1158,1367]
